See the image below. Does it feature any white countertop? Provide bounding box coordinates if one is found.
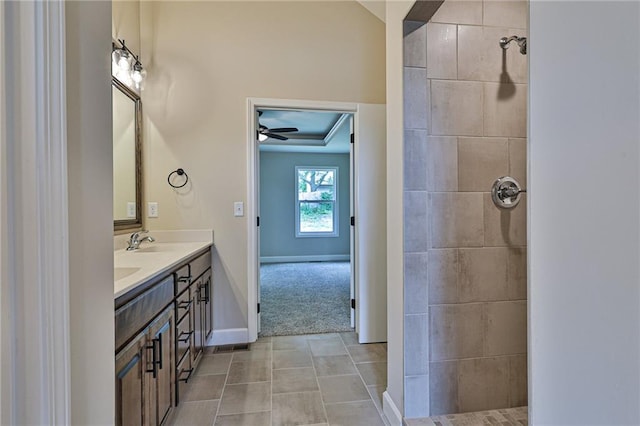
[114,230,213,299]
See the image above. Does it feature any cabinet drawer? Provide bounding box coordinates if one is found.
[115,276,174,351]
[175,288,191,323]
[174,264,191,295]
[176,349,193,404]
[176,311,192,364]
[190,250,211,282]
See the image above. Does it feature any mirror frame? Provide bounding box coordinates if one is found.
[113,77,143,232]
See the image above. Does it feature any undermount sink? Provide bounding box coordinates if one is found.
[114,267,141,280]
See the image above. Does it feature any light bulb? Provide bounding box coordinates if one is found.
[258,133,268,142]
[118,51,132,71]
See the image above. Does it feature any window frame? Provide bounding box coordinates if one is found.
[295,166,339,238]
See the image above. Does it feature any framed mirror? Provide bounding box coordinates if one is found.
[112,77,142,231]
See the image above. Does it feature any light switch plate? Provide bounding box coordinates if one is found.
[234,201,244,217]
[148,202,159,218]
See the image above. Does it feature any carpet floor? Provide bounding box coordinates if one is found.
[259,261,353,337]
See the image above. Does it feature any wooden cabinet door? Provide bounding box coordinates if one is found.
[191,278,203,363]
[147,306,175,426]
[116,332,147,426]
[202,271,212,341]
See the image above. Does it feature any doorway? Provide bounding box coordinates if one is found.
[257,108,354,336]
[246,98,387,344]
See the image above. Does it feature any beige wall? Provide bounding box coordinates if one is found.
[402,0,528,417]
[139,1,385,329]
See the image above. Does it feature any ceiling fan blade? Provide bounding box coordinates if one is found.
[268,127,298,133]
[265,133,288,141]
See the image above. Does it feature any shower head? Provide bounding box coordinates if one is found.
[500,36,527,55]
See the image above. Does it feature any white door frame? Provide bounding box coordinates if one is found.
[246,98,358,342]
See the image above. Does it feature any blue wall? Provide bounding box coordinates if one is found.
[259,151,350,260]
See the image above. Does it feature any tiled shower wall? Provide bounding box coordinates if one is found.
[403,0,528,418]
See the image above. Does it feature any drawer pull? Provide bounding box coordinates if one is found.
[177,331,193,343]
[178,367,194,383]
[178,300,192,310]
[177,275,192,284]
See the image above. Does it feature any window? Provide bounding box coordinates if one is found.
[295,167,338,237]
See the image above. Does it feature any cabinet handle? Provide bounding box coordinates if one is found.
[206,277,210,303]
[178,367,194,383]
[157,333,163,370]
[177,331,193,343]
[146,338,159,379]
[177,275,192,284]
[178,300,192,310]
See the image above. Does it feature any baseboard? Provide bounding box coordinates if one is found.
[260,254,350,264]
[383,391,403,426]
[208,328,249,346]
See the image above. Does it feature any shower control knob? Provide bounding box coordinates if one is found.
[491,176,526,209]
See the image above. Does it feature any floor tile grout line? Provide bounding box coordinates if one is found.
[270,340,274,426]
[211,349,235,424]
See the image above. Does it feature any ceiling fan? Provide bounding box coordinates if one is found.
[257,111,298,141]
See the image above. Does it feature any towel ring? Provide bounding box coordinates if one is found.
[168,168,189,188]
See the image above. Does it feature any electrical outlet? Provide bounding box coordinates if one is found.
[234,201,244,217]
[148,202,159,218]
[126,202,136,218]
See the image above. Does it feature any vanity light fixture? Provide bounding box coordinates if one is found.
[112,39,147,90]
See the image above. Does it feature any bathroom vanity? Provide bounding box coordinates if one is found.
[114,234,213,426]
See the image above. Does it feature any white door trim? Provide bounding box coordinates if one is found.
[246,97,358,342]
[1,1,70,424]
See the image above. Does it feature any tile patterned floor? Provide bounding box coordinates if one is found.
[170,332,389,426]
[404,406,528,426]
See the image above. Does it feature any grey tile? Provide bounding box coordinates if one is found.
[509,138,527,188]
[426,23,458,80]
[428,249,458,305]
[509,354,528,407]
[181,374,226,402]
[508,247,527,300]
[483,82,527,138]
[404,22,427,68]
[256,336,272,343]
[458,248,509,303]
[404,191,429,252]
[430,361,459,415]
[197,353,232,376]
[313,355,358,377]
[339,332,359,345]
[306,333,340,340]
[318,375,371,403]
[346,344,387,363]
[170,400,219,426]
[272,391,326,426]
[431,80,483,137]
[273,349,312,369]
[431,192,484,248]
[272,335,309,351]
[483,0,528,29]
[457,137,509,193]
[325,400,385,426]
[430,304,483,361]
[308,337,347,357]
[404,67,428,130]
[404,129,428,191]
[484,301,527,356]
[367,384,385,413]
[404,375,430,418]
[355,362,387,386]
[483,193,527,247]
[404,252,429,314]
[227,359,271,384]
[431,0,483,25]
[404,314,429,376]
[272,367,318,394]
[218,382,271,415]
[231,349,271,362]
[458,357,510,413]
[427,136,458,192]
[214,411,270,426]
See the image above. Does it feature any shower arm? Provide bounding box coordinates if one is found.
[499,36,527,55]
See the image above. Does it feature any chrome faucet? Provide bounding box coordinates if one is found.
[126,230,155,251]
